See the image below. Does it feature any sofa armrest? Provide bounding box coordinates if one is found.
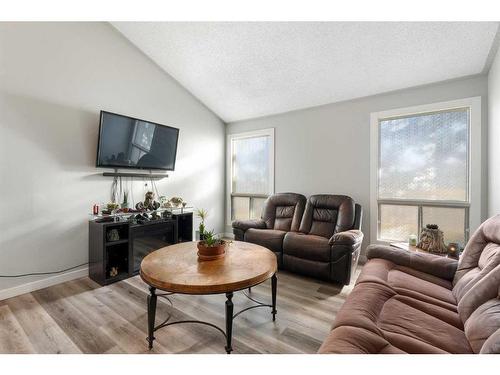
[329,230,364,285]
[366,244,458,281]
[232,219,266,232]
[329,230,364,247]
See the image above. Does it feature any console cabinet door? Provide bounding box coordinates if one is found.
[131,222,177,273]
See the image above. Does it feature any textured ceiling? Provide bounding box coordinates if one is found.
[112,22,499,122]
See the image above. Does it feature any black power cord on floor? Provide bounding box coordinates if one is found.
[0,262,89,278]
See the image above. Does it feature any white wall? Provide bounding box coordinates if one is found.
[488,47,500,216]
[227,75,489,256]
[0,22,225,299]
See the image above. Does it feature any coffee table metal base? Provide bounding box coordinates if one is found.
[146,273,277,354]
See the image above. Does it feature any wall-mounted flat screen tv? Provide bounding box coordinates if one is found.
[96,111,179,171]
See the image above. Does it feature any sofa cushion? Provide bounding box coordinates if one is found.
[319,326,405,354]
[465,298,500,353]
[331,281,396,335]
[480,328,500,354]
[299,195,355,238]
[330,280,472,353]
[283,232,331,262]
[393,294,463,329]
[457,264,500,353]
[453,215,500,301]
[282,254,330,280]
[378,295,471,353]
[273,206,294,231]
[453,242,500,302]
[261,193,306,231]
[244,228,286,253]
[458,263,500,322]
[357,258,457,309]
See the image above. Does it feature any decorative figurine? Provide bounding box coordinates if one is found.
[144,191,155,209]
[109,267,119,278]
[106,229,120,242]
[159,196,169,208]
[135,191,160,211]
[169,197,183,207]
[417,224,447,254]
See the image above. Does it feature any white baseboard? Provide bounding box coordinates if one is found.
[223,233,235,239]
[0,267,89,301]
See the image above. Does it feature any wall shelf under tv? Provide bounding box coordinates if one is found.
[102,171,169,179]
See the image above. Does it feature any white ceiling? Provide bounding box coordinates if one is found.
[112,22,499,123]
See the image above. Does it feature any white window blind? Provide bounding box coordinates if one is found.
[232,136,271,195]
[377,108,470,245]
[379,110,469,202]
[227,129,274,223]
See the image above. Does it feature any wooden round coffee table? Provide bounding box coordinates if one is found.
[140,240,278,353]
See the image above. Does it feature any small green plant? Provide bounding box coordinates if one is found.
[202,230,216,246]
[195,208,208,237]
[121,191,129,209]
[107,202,120,211]
[202,229,223,247]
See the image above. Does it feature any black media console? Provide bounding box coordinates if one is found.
[88,212,193,286]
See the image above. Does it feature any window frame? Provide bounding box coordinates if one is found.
[370,97,482,245]
[226,128,275,225]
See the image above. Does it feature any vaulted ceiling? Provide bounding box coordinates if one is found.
[112,22,499,122]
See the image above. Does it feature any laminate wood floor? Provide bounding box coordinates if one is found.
[0,269,360,354]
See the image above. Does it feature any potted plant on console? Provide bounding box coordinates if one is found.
[121,191,129,212]
[197,230,227,261]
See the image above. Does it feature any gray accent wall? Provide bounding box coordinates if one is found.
[0,23,225,298]
[226,75,489,257]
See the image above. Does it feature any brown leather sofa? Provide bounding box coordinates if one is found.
[232,193,363,285]
[318,215,500,354]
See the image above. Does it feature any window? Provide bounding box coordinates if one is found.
[226,129,274,224]
[370,98,482,247]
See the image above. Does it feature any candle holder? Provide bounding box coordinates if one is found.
[409,234,417,246]
[447,242,460,258]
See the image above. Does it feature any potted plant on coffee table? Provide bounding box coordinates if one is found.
[195,208,208,240]
[197,230,227,261]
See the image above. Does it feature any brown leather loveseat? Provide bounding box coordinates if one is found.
[319,215,500,354]
[232,193,363,285]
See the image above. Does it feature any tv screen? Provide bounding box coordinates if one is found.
[96,111,179,171]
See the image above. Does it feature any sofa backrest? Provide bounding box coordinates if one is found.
[262,192,306,231]
[453,215,500,301]
[298,195,356,238]
[461,264,500,353]
[452,215,500,353]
